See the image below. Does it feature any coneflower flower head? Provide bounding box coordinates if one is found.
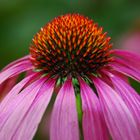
[0,14,140,140]
[30,14,112,77]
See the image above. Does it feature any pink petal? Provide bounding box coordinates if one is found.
[0,73,39,110]
[0,60,32,85]
[115,57,140,76]
[93,78,140,140]
[101,69,128,84]
[79,78,109,140]
[0,75,18,101]
[50,78,79,140]
[12,78,55,140]
[0,77,47,139]
[106,72,140,131]
[25,70,35,77]
[112,49,140,69]
[2,55,30,71]
[109,61,140,81]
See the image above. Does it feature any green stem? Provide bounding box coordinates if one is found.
[76,93,84,140]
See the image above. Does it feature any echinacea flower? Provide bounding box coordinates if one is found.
[0,14,140,140]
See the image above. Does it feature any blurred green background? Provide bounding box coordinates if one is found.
[0,0,140,69]
[0,0,140,139]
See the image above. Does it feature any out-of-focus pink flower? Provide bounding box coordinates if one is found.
[119,32,140,53]
[0,14,140,140]
[118,20,140,54]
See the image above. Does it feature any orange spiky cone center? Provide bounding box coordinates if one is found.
[30,14,112,77]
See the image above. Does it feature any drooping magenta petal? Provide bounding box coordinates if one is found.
[101,69,140,103]
[109,61,140,81]
[106,72,140,131]
[93,77,140,140]
[25,70,35,77]
[0,75,18,101]
[111,49,140,69]
[0,60,32,85]
[0,77,47,139]
[110,49,140,82]
[79,78,109,140]
[2,55,30,71]
[50,78,79,140]
[12,79,55,140]
[115,57,140,76]
[0,73,39,110]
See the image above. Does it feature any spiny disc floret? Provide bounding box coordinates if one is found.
[30,14,112,77]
